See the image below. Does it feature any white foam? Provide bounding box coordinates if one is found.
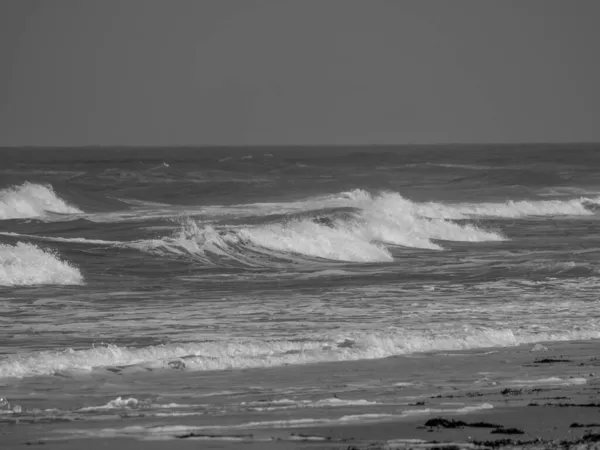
[428,198,596,219]
[242,397,377,411]
[329,188,599,219]
[3,326,600,379]
[0,182,81,220]
[0,242,83,287]
[78,397,144,411]
[78,397,196,412]
[136,220,391,264]
[240,220,393,262]
[352,190,504,247]
[399,403,494,417]
[509,377,587,387]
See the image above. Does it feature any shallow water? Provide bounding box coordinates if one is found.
[1,145,600,439]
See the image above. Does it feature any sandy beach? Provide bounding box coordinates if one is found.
[3,339,600,449]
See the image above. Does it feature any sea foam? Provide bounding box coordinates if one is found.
[0,242,83,287]
[3,326,599,379]
[0,182,81,220]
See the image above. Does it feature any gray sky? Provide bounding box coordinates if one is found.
[1,0,599,146]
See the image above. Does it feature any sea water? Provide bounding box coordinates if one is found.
[1,145,599,441]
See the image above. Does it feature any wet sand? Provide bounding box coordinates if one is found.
[3,339,600,449]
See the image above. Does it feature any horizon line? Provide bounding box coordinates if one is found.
[0,141,599,150]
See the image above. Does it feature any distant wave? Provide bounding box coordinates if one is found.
[327,189,600,219]
[2,325,599,379]
[0,182,82,220]
[0,242,83,287]
[420,197,599,219]
[0,231,123,246]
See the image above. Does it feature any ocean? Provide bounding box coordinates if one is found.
[1,144,600,443]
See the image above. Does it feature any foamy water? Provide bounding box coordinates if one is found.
[0,182,81,220]
[0,242,83,287]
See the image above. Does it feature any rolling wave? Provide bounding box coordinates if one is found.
[0,242,83,286]
[2,325,599,379]
[327,189,600,219]
[137,202,504,266]
[0,182,82,220]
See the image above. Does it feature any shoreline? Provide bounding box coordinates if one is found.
[3,339,600,449]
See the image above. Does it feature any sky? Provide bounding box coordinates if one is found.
[0,0,599,146]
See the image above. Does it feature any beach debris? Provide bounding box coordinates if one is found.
[424,417,501,429]
[0,397,21,413]
[534,357,571,363]
[500,388,523,396]
[530,343,548,352]
[425,418,466,428]
[543,402,600,407]
[465,391,484,397]
[168,360,186,370]
[570,422,600,428]
[583,433,600,442]
[336,338,355,348]
[176,432,254,440]
[490,427,524,435]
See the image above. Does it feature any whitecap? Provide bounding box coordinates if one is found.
[0,242,83,287]
[0,182,81,220]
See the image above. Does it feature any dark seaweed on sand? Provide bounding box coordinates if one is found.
[500,388,523,396]
[472,434,600,449]
[490,427,524,435]
[534,357,572,363]
[424,417,502,429]
[570,422,600,428]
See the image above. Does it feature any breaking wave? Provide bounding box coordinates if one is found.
[136,191,507,266]
[2,326,599,379]
[319,189,600,219]
[0,182,82,220]
[0,242,83,287]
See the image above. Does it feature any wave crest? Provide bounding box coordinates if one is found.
[326,188,599,219]
[0,242,83,286]
[0,182,82,220]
